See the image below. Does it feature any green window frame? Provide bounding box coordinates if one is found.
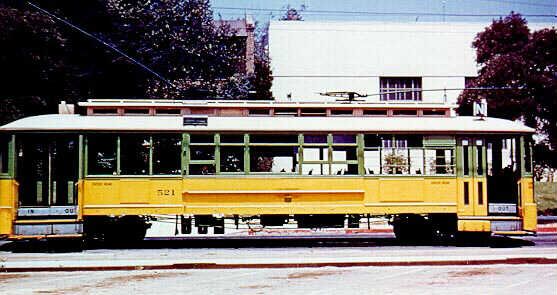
[300,134,359,176]
[0,134,15,178]
[247,133,300,175]
[186,133,217,176]
[86,133,182,177]
[363,134,455,176]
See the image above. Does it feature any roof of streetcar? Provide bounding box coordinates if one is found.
[0,114,534,133]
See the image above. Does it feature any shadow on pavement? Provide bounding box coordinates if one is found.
[0,234,547,253]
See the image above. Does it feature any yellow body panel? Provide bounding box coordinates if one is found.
[81,177,458,216]
[520,178,537,232]
[82,178,184,215]
[472,178,488,216]
[8,175,535,237]
[458,220,490,232]
[0,179,17,236]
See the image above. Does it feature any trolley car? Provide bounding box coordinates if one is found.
[0,99,536,243]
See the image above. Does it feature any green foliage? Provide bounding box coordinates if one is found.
[383,152,408,174]
[107,0,248,99]
[0,0,274,124]
[458,12,557,166]
[280,5,304,21]
[250,23,273,100]
[0,4,70,124]
[535,182,557,214]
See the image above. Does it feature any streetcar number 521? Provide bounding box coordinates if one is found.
[157,189,175,196]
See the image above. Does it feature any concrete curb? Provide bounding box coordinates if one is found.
[2,257,556,273]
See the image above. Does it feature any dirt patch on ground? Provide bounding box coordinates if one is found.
[272,269,344,280]
[448,268,501,278]
[35,271,188,294]
[97,271,183,285]
[0,273,29,282]
[240,284,273,289]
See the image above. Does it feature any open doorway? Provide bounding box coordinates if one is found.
[486,136,520,215]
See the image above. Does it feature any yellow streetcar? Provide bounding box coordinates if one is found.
[0,99,536,243]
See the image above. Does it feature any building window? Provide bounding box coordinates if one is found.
[465,76,477,88]
[380,77,422,101]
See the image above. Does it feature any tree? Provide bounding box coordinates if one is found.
[280,5,304,21]
[458,13,557,167]
[0,1,150,124]
[0,3,71,124]
[250,22,273,100]
[107,0,248,99]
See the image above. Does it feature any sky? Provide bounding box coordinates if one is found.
[211,0,557,25]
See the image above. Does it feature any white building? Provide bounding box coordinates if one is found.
[268,21,550,104]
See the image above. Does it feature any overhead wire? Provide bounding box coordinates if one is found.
[26,1,179,92]
[473,0,556,8]
[212,6,556,18]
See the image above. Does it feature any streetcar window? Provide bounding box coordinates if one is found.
[409,149,424,175]
[425,149,455,175]
[524,139,532,174]
[300,108,327,116]
[333,134,356,144]
[332,147,358,175]
[302,148,328,175]
[250,134,298,144]
[124,108,149,115]
[363,109,387,116]
[422,110,446,116]
[274,108,297,116]
[364,134,381,147]
[478,182,484,205]
[190,134,214,144]
[398,135,422,147]
[381,136,404,148]
[463,182,470,205]
[304,135,327,144]
[220,146,244,173]
[0,135,8,174]
[155,108,181,115]
[250,146,298,173]
[189,164,215,175]
[330,109,353,116]
[364,150,380,175]
[332,146,357,161]
[92,108,117,115]
[463,145,470,176]
[476,146,484,176]
[120,135,150,175]
[392,110,417,116]
[190,146,215,161]
[220,134,244,143]
[152,135,181,175]
[249,109,270,116]
[382,149,409,174]
[87,135,117,175]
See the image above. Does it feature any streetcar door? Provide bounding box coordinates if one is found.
[485,136,521,216]
[16,134,79,215]
[459,138,487,216]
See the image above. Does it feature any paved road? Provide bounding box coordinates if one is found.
[1,234,555,294]
[2,264,556,295]
[1,235,555,268]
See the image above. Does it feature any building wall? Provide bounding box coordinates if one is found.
[268,21,549,104]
